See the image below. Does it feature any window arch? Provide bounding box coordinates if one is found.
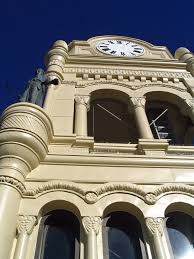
[34,210,80,259]
[102,211,147,259]
[166,211,194,259]
[88,98,138,143]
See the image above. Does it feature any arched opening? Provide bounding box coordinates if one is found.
[166,211,194,259]
[34,209,80,259]
[102,211,147,259]
[145,92,193,145]
[88,98,138,143]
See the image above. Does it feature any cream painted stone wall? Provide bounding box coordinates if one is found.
[1,35,194,259]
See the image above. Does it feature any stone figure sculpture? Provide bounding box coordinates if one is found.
[19,68,48,107]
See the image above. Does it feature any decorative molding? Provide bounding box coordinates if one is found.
[85,192,98,204]
[74,95,90,110]
[17,215,37,235]
[146,217,164,237]
[75,81,186,93]
[0,114,48,143]
[82,216,101,235]
[21,181,194,206]
[24,181,85,197]
[0,176,25,193]
[64,67,192,79]
[131,97,146,108]
[48,60,65,70]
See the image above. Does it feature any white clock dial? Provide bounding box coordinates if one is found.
[96,40,145,58]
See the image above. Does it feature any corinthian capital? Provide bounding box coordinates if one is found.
[145,217,164,237]
[75,95,90,110]
[131,97,146,108]
[17,215,37,235]
[82,216,101,235]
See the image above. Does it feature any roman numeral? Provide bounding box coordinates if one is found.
[108,41,114,44]
[110,51,116,54]
[102,48,110,51]
[120,52,125,56]
[117,40,122,44]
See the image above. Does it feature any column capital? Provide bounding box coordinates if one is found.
[82,216,102,235]
[75,95,91,110]
[145,217,164,237]
[130,97,146,109]
[17,215,37,235]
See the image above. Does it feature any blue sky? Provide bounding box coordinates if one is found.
[0,0,194,113]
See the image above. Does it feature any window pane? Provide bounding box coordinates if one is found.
[35,210,79,259]
[42,225,75,259]
[166,212,194,259]
[103,212,145,259]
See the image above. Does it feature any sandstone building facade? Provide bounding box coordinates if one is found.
[1,35,194,259]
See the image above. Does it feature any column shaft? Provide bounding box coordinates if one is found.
[86,230,97,259]
[131,97,153,139]
[13,233,28,259]
[74,96,90,136]
[0,185,21,259]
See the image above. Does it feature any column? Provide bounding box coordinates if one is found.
[14,215,37,259]
[131,97,154,139]
[74,95,90,136]
[82,216,101,259]
[146,217,168,259]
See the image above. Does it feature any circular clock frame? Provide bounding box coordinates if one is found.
[96,40,145,58]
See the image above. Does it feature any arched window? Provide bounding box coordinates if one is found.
[146,101,192,145]
[102,212,147,259]
[88,98,138,143]
[166,211,194,259]
[34,210,80,259]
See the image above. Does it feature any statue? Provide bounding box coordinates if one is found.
[19,68,48,107]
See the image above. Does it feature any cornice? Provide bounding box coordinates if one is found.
[63,66,192,80]
[66,56,187,70]
[43,153,194,168]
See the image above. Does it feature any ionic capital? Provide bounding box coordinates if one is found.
[145,217,164,237]
[75,95,90,110]
[131,97,146,109]
[17,215,37,235]
[82,216,102,235]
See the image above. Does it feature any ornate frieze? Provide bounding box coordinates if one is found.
[146,217,164,237]
[4,179,194,206]
[17,215,37,235]
[82,216,101,235]
[63,67,192,79]
[75,80,186,93]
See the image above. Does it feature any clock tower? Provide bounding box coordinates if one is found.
[1,35,194,259]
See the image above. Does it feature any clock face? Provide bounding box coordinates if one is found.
[96,40,145,58]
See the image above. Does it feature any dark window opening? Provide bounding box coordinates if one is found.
[88,99,138,144]
[34,210,80,259]
[166,211,194,259]
[102,212,147,259]
[146,102,192,145]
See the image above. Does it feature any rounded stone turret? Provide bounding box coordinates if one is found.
[0,102,53,181]
[175,47,194,76]
[45,40,68,83]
